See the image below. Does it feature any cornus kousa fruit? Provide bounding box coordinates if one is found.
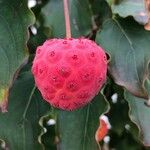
[32,38,107,111]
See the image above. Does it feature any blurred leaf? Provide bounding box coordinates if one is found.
[0,60,50,150]
[104,79,148,149]
[104,79,139,140]
[0,0,35,111]
[96,17,150,99]
[107,0,123,5]
[39,114,57,150]
[41,0,92,38]
[28,26,49,54]
[57,93,108,150]
[109,131,146,150]
[89,0,112,28]
[107,91,137,136]
[110,0,149,24]
[28,0,53,54]
[125,89,150,146]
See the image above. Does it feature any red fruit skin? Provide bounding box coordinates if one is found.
[32,38,107,111]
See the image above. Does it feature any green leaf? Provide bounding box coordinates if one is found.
[96,17,150,99]
[0,0,35,110]
[109,0,148,25]
[0,60,50,150]
[125,81,150,146]
[41,0,92,38]
[57,93,108,150]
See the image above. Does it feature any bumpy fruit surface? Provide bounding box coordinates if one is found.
[32,38,107,111]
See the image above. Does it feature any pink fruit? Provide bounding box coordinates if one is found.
[32,38,107,111]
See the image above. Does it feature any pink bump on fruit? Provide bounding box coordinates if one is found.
[32,38,107,111]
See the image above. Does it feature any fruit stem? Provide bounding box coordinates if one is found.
[63,0,71,38]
